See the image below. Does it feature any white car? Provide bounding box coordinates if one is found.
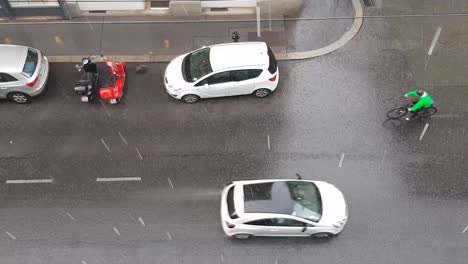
[220,179,348,239]
[164,42,279,103]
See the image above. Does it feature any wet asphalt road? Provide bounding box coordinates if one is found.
[1,18,468,264]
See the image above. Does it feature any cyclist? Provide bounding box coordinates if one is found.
[404,89,433,120]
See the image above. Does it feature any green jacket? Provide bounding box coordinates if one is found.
[405,90,433,112]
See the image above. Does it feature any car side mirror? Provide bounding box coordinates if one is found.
[301,225,307,232]
[204,83,209,88]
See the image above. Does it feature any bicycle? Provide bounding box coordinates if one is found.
[386,103,437,119]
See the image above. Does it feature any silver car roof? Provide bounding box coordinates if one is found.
[0,44,29,73]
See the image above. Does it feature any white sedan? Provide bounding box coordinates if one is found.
[220,178,348,239]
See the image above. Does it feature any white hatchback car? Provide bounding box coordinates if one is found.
[164,42,279,103]
[220,179,348,239]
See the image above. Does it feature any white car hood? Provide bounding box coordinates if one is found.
[315,181,347,225]
[165,54,190,90]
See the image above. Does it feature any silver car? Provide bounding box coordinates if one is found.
[220,179,348,239]
[0,44,49,104]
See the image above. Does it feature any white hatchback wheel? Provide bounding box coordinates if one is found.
[253,88,270,98]
[233,234,252,240]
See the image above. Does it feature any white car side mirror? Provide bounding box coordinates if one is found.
[204,83,209,88]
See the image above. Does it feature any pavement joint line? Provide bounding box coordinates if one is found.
[100,138,111,153]
[66,212,75,221]
[168,178,174,189]
[136,147,144,160]
[118,131,128,145]
[46,0,363,63]
[100,100,111,117]
[338,153,345,168]
[419,123,430,141]
[462,225,468,234]
[166,231,173,240]
[96,177,141,182]
[138,217,146,227]
[381,149,387,166]
[428,27,443,56]
[267,135,271,150]
[5,231,16,240]
[113,226,121,236]
[6,179,53,184]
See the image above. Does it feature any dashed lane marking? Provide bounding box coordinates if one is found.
[462,225,468,234]
[96,177,141,182]
[136,147,143,160]
[419,123,429,141]
[66,212,76,221]
[5,231,16,240]
[113,226,121,236]
[168,178,174,189]
[338,153,345,168]
[166,231,173,240]
[267,135,271,150]
[138,217,145,227]
[100,138,110,153]
[6,179,53,184]
[118,131,128,145]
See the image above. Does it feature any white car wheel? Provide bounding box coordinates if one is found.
[253,88,270,98]
[233,234,252,240]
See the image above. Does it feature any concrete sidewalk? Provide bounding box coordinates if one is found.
[0,0,362,62]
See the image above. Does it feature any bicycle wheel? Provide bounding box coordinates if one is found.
[387,107,408,119]
[417,107,437,117]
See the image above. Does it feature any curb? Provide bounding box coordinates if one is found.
[48,0,363,63]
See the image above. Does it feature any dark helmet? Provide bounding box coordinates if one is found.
[417,90,424,96]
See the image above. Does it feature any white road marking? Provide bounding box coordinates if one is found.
[6,179,53,184]
[462,225,468,234]
[428,27,442,56]
[113,226,121,236]
[100,100,111,117]
[9,140,12,144]
[5,231,16,240]
[167,178,174,189]
[100,138,110,153]
[66,212,75,221]
[220,254,224,263]
[419,123,429,141]
[136,147,143,160]
[275,258,278,264]
[166,231,173,240]
[118,131,128,145]
[267,135,271,150]
[381,149,387,165]
[96,177,141,182]
[81,260,88,264]
[338,153,345,168]
[138,217,145,227]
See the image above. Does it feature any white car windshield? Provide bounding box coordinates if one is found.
[182,48,213,82]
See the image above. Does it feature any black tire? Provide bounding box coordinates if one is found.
[8,92,31,104]
[233,234,252,240]
[386,107,407,119]
[182,94,200,104]
[312,232,333,239]
[417,107,437,117]
[253,88,271,98]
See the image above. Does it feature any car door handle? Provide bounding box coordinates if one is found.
[0,87,7,89]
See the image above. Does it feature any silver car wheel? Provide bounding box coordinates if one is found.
[254,88,270,98]
[10,93,30,104]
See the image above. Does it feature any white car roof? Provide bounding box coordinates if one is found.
[208,42,269,72]
[0,44,29,73]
